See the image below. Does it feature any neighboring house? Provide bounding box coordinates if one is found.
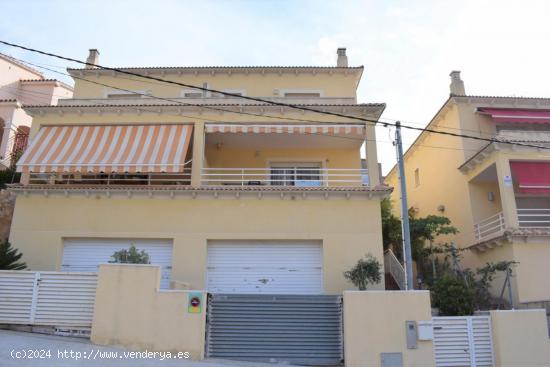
[385,71,550,307]
[0,53,73,168]
[9,48,389,295]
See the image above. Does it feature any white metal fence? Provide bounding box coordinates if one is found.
[473,212,505,241]
[0,271,97,327]
[433,316,494,367]
[201,167,369,186]
[383,249,405,290]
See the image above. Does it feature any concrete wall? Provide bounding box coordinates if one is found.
[491,310,550,367]
[91,264,206,359]
[10,194,385,294]
[343,291,434,367]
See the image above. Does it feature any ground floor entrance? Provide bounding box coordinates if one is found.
[206,294,343,365]
[206,240,323,294]
[62,238,173,289]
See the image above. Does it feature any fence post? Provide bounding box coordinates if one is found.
[29,272,41,324]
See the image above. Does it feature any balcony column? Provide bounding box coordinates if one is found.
[495,155,519,228]
[365,123,380,187]
[190,122,205,187]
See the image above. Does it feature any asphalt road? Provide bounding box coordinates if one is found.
[0,330,296,367]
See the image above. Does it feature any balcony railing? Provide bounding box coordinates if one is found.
[200,167,369,187]
[474,212,506,241]
[517,208,550,228]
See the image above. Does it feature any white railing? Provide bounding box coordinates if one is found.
[384,249,405,290]
[517,208,550,228]
[474,212,506,241]
[0,271,98,328]
[201,167,369,187]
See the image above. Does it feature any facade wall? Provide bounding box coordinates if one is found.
[490,310,550,367]
[343,290,434,367]
[0,57,43,100]
[9,194,385,294]
[91,264,206,359]
[71,71,361,99]
[513,241,550,303]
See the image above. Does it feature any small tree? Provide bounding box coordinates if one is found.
[0,240,26,270]
[344,253,382,290]
[110,245,150,264]
[431,273,475,316]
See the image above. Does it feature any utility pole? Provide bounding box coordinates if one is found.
[395,121,414,290]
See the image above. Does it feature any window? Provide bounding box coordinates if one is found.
[414,168,420,187]
[270,163,322,186]
[182,90,203,98]
[222,89,246,97]
[106,93,142,99]
[284,92,321,98]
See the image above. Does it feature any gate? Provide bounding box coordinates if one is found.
[433,316,494,367]
[0,271,97,328]
[206,294,343,365]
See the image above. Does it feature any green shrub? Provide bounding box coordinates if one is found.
[431,273,474,316]
[110,245,150,264]
[344,253,382,290]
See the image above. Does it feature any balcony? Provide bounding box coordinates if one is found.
[517,208,550,228]
[201,167,368,187]
[474,212,506,241]
[473,209,550,243]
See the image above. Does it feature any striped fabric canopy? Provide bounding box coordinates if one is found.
[17,124,193,173]
[205,124,364,135]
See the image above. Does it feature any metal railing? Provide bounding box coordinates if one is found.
[29,170,192,186]
[384,249,405,290]
[474,212,506,241]
[200,167,369,187]
[517,208,550,228]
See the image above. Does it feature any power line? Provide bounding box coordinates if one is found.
[15,57,491,154]
[1,40,548,151]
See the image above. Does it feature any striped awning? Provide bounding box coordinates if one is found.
[17,124,193,173]
[478,108,550,124]
[205,124,364,134]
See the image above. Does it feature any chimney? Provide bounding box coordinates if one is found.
[85,49,100,69]
[337,48,348,67]
[449,70,466,96]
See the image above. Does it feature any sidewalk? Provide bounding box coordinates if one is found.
[0,330,296,367]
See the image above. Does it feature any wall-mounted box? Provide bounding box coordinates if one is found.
[417,320,434,340]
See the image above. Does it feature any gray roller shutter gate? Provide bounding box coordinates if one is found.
[207,294,343,366]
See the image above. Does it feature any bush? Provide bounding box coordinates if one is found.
[344,253,382,290]
[110,245,150,264]
[431,273,474,316]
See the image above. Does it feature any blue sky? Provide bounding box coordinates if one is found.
[2,0,550,173]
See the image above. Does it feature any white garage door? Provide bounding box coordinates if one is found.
[62,239,173,289]
[207,240,323,294]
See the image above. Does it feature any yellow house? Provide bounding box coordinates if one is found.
[385,71,550,307]
[9,48,389,295]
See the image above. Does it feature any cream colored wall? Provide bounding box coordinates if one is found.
[27,111,364,137]
[490,309,550,367]
[205,146,361,186]
[91,264,206,359]
[385,103,476,248]
[512,241,550,303]
[9,194,385,294]
[468,181,502,224]
[71,72,360,99]
[343,290,434,367]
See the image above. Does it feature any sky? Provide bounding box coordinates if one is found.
[2,0,550,174]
